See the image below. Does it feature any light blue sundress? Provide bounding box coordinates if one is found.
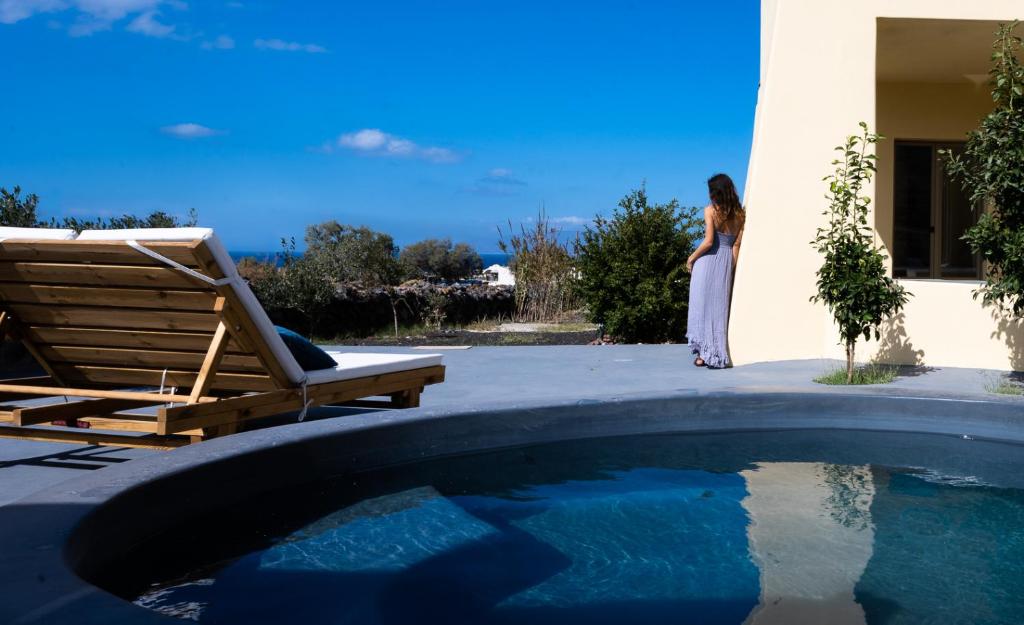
[687,230,736,368]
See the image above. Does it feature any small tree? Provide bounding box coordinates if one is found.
[946,21,1024,316]
[576,186,702,343]
[400,238,483,282]
[304,221,403,286]
[0,186,40,227]
[811,124,910,383]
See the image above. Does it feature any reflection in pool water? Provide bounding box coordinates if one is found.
[130,431,1024,625]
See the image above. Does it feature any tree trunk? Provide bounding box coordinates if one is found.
[846,341,855,384]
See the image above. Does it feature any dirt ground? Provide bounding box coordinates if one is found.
[331,328,600,347]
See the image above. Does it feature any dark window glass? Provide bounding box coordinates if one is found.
[892,142,980,280]
[893,144,933,278]
[938,147,980,278]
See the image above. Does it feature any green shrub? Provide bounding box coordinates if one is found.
[946,21,1024,316]
[400,238,482,282]
[1,185,197,230]
[810,124,910,383]
[303,221,404,286]
[0,186,39,227]
[575,186,702,343]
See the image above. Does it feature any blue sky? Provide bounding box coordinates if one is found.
[0,1,759,252]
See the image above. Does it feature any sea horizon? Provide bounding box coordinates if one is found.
[229,251,512,268]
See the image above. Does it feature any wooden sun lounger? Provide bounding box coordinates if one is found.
[0,232,445,449]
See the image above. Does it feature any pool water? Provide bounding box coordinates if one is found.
[123,431,1024,625]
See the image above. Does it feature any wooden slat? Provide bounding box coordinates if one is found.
[190,320,231,403]
[13,398,158,426]
[0,283,216,311]
[0,240,203,267]
[75,415,204,436]
[7,304,219,332]
[0,311,8,342]
[0,262,207,289]
[0,383,196,403]
[25,327,245,353]
[39,345,263,372]
[63,365,275,392]
[159,365,445,434]
[0,376,57,402]
[0,425,188,449]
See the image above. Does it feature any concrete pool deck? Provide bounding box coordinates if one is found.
[0,344,1020,508]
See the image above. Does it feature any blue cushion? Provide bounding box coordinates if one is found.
[274,326,337,371]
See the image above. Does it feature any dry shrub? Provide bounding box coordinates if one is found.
[498,211,582,323]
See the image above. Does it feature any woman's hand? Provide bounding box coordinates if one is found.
[686,257,695,273]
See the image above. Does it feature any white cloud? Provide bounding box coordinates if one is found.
[160,122,224,139]
[523,215,591,226]
[254,37,326,54]
[0,0,64,24]
[480,168,527,186]
[201,34,234,50]
[124,9,173,37]
[334,128,458,163]
[2,0,187,39]
[551,216,590,225]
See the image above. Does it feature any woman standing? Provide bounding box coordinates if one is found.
[686,173,745,368]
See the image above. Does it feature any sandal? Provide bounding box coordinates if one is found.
[694,357,706,367]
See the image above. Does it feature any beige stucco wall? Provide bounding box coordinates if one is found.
[731,0,1024,371]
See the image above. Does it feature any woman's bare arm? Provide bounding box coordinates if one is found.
[686,206,716,272]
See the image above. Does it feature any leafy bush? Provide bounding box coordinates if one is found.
[400,238,482,282]
[811,124,910,383]
[946,21,1024,315]
[575,187,702,343]
[52,208,198,231]
[246,239,339,336]
[0,185,198,230]
[303,220,404,286]
[1,186,39,227]
[246,222,421,336]
[498,211,581,323]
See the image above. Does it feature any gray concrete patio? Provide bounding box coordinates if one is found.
[0,345,1019,507]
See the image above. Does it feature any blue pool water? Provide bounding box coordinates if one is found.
[127,430,1024,624]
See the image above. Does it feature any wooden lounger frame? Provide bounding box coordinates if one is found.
[0,238,444,449]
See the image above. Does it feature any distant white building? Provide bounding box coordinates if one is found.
[482,264,515,286]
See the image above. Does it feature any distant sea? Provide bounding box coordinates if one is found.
[479,252,511,267]
[230,251,511,268]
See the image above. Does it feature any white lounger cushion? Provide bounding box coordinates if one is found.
[76,228,443,387]
[77,228,308,385]
[0,227,78,240]
[306,352,444,385]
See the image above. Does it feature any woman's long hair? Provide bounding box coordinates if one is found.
[707,173,744,223]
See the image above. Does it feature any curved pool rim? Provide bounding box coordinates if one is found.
[2,386,1023,625]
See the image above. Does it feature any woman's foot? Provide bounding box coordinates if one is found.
[694,357,706,367]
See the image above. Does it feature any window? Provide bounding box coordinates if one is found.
[892,141,981,279]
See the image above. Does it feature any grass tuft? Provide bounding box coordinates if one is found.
[985,377,1024,396]
[814,364,900,386]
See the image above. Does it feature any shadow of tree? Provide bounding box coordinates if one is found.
[989,305,1024,372]
[873,313,931,377]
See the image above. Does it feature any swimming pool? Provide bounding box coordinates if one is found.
[107,429,1024,625]
[5,391,1024,625]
